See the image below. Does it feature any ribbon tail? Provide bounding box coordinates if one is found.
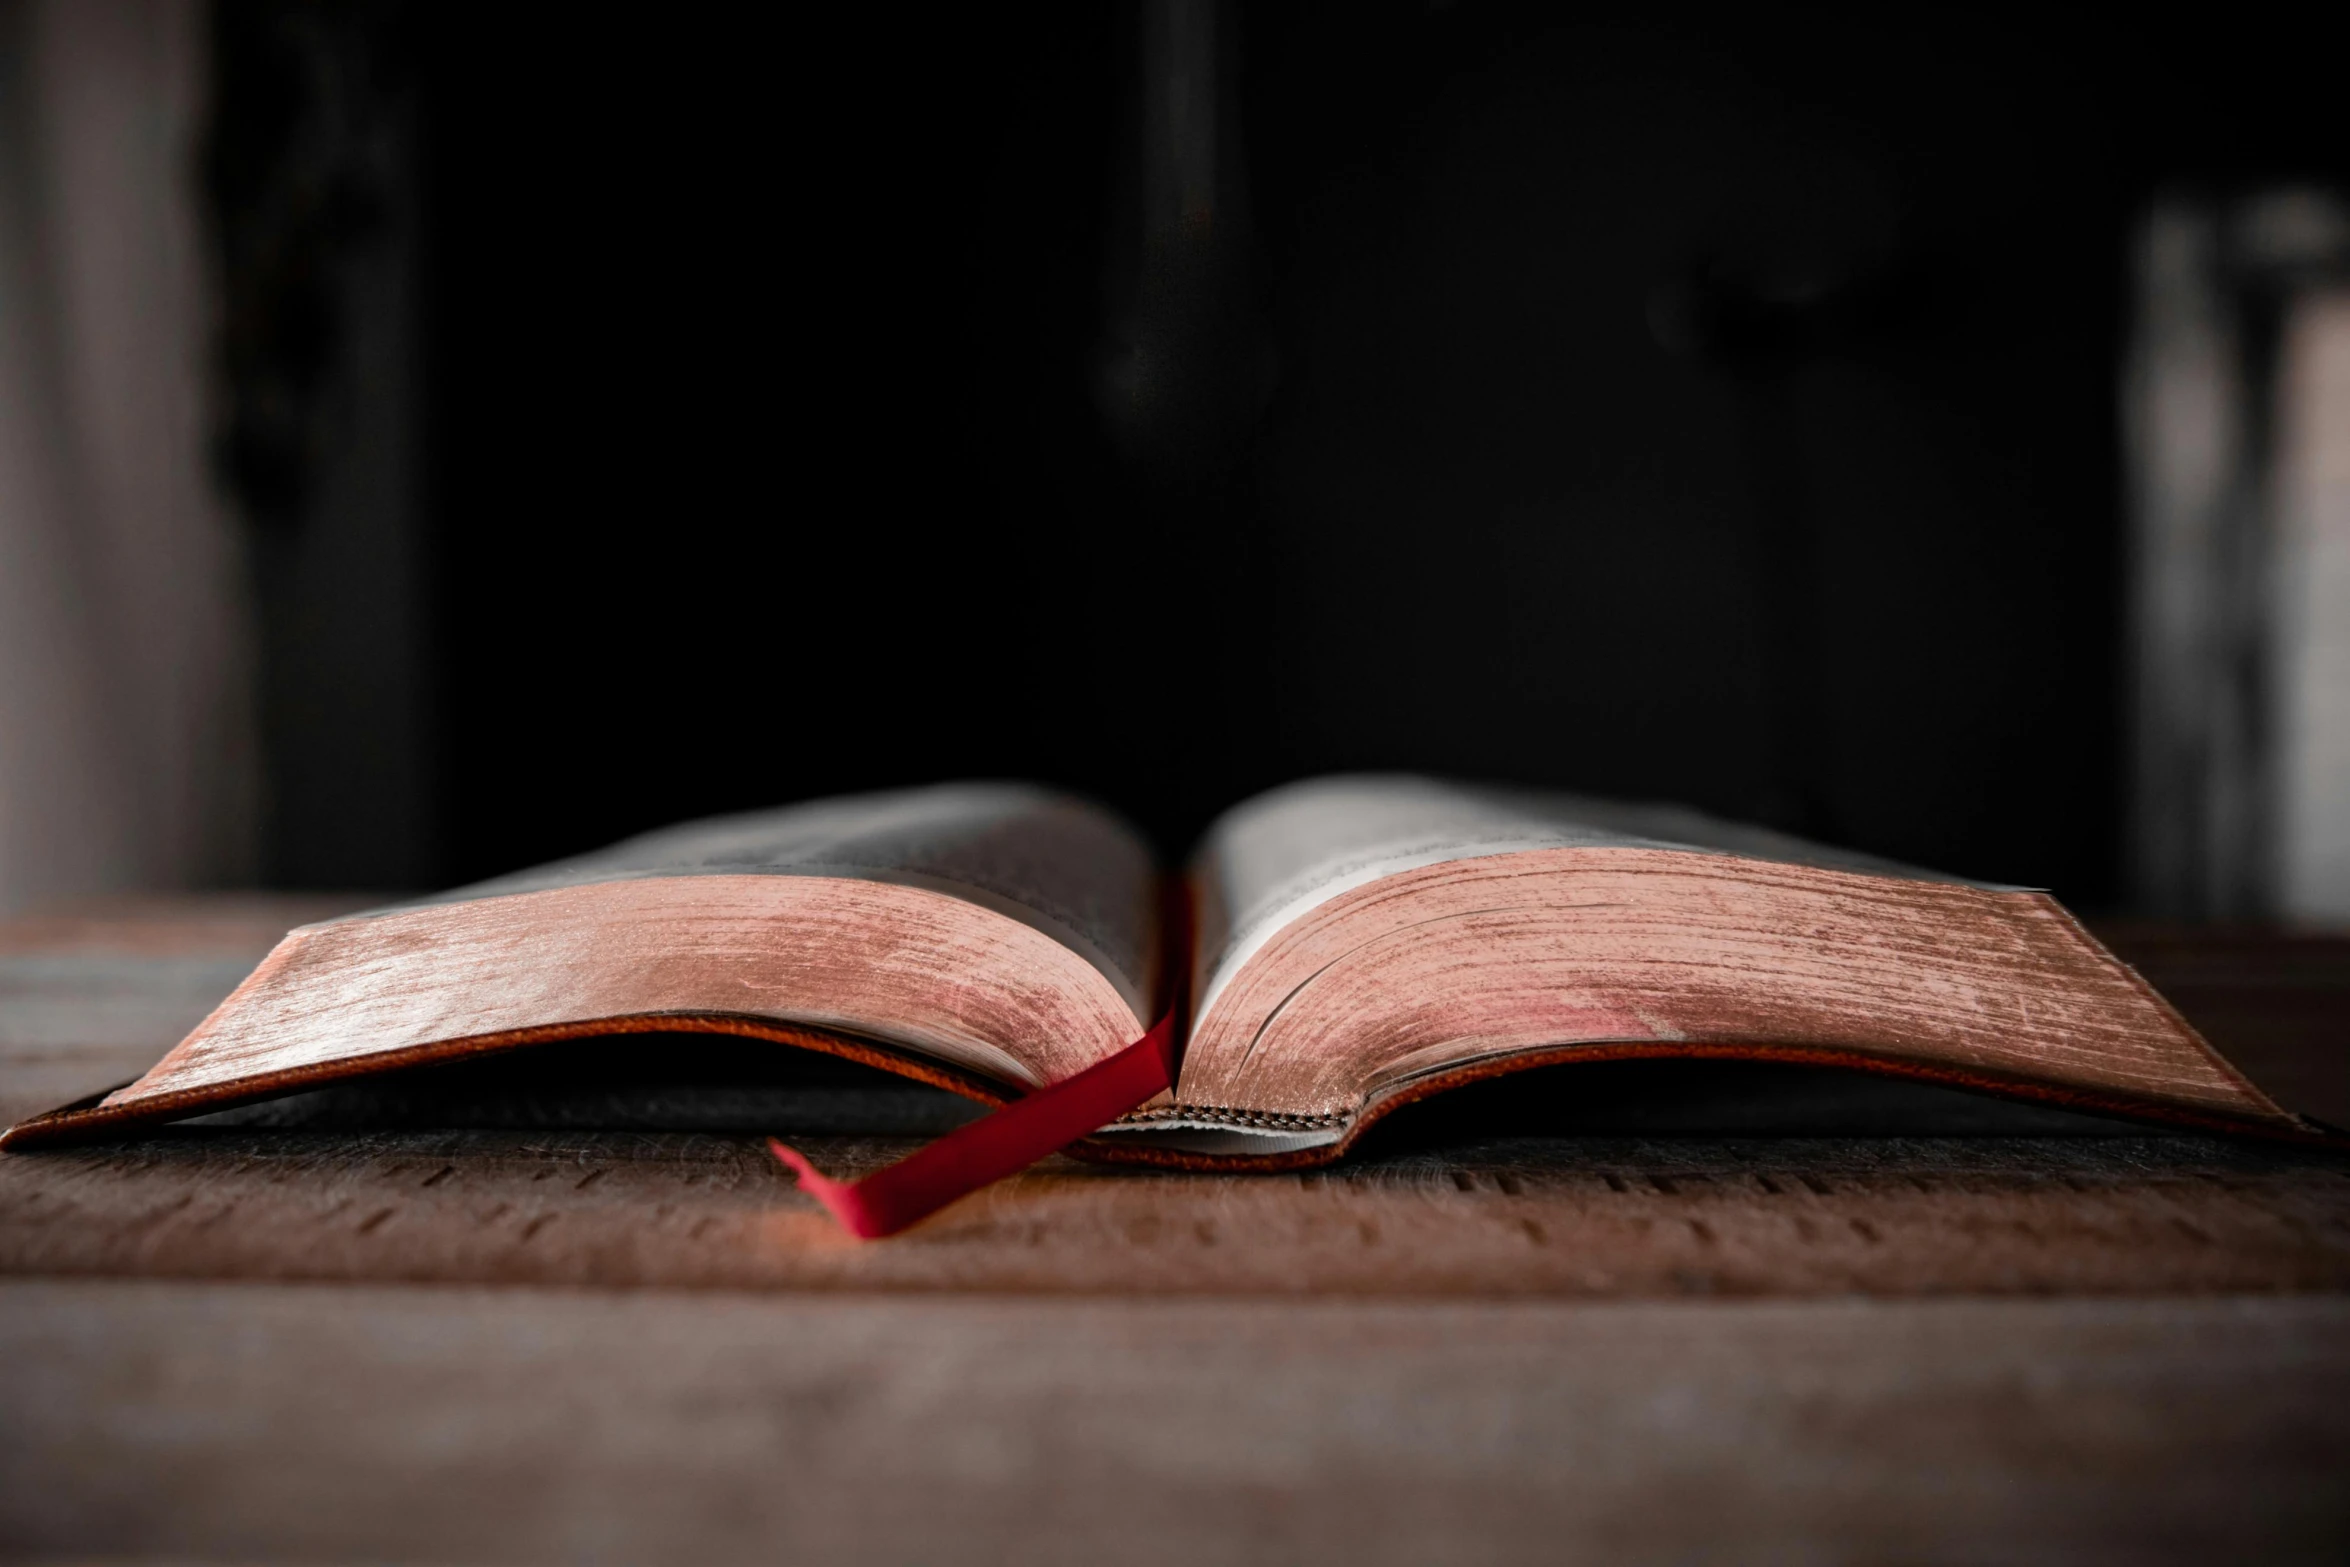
[768,1012,1177,1239]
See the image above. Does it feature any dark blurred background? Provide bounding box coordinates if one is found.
[7,1,2349,914]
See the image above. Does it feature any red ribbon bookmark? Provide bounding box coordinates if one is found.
[768,1012,1177,1238]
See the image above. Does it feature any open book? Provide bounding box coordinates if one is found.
[2,778,2324,1226]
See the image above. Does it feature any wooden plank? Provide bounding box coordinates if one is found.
[5,1127,2348,1296]
[3,1281,2346,1565]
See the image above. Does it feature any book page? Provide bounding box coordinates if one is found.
[369,784,1161,1020]
[1191,775,2014,1022]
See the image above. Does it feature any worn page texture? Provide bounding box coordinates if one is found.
[355,785,1160,1019]
[1192,775,2018,1022]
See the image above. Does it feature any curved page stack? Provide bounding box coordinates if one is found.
[0,777,2321,1162]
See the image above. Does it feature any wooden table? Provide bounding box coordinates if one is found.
[4,897,2348,1563]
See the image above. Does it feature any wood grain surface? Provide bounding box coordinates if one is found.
[5,1281,2347,1565]
[7,1127,2349,1296]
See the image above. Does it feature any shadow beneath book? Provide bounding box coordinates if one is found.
[1352,1058,2152,1158]
[178,1033,992,1138]
[173,1036,2155,1147]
